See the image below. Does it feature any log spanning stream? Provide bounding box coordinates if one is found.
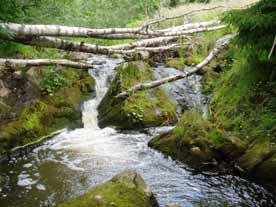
[0,56,275,207]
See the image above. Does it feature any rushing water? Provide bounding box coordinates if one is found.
[0,56,275,207]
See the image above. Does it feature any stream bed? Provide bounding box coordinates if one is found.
[0,56,275,207]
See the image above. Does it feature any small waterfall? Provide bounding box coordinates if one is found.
[81,56,122,129]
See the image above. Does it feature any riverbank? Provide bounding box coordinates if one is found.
[0,46,95,157]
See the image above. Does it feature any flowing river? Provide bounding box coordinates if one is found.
[0,56,275,207]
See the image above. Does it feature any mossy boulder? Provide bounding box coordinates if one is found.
[149,110,246,170]
[238,141,273,172]
[58,170,159,207]
[236,141,276,190]
[98,61,177,129]
[252,151,276,189]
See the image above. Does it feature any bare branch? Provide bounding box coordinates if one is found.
[116,34,235,99]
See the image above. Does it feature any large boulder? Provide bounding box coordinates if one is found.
[149,110,246,171]
[237,141,276,190]
[98,61,177,129]
[58,170,159,207]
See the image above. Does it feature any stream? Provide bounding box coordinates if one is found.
[0,56,275,207]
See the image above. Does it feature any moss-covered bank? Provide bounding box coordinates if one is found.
[58,170,159,207]
[0,66,94,156]
[149,110,246,171]
[149,43,276,189]
[98,61,177,129]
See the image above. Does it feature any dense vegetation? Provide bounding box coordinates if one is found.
[211,0,276,141]
[0,0,159,27]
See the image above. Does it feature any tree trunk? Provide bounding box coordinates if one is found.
[0,23,159,38]
[116,34,235,99]
[0,58,93,69]
[1,20,222,40]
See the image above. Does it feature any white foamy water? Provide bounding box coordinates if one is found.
[0,55,275,207]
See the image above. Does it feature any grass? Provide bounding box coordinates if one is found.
[210,47,276,143]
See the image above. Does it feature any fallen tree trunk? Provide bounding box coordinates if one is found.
[1,25,225,55]
[0,20,222,40]
[114,43,182,54]
[0,58,93,69]
[116,34,235,99]
[159,20,220,33]
[108,25,226,50]
[0,23,158,38]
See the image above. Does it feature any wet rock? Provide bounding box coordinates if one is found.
[149,110,246,171]
[238,141,273,172]
[153,65,206,117]
[252,151,276,189]
[98,61,177,129]
[58,170,159,207]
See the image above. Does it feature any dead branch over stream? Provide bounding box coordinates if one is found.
[116,34,235,99]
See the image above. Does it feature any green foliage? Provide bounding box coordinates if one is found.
[224,0,276,63]
[210,47,276,142]
[190,27,232,65]
[40,67,66,96]
[207,129,225,145]
[173,110,211,138]
[0,0,159,27]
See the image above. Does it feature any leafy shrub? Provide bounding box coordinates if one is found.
[40,67,66,96]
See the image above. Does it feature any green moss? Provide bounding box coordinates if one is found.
[253,151,276,188]
[238,142,273,172]
[0,68,94,155]
[58,171,158,207]
[149,110,246,168]
[165,58,185,70]
[98,61,177,129]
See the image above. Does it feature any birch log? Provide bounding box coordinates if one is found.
[116,34,235,99]
[0,23,158,38]
[0,25,225,55]
[0,59,93,69]
[0,20,222,40]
